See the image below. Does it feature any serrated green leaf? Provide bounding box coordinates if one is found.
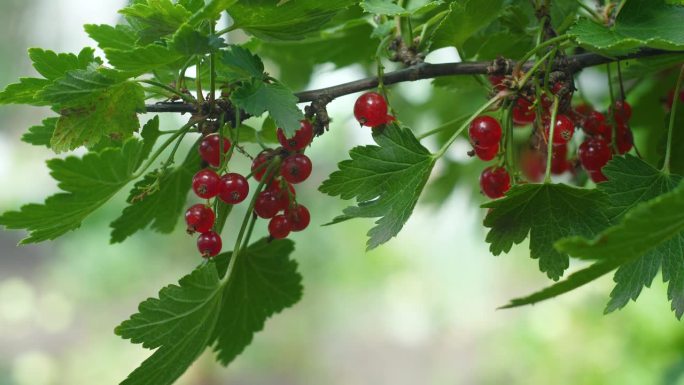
[116,263,223,385]
[482,183,610,280]
[212,238,303,365]
[0,78,50,106]
[120,0,192,44]
[430,0,505,50]
[110,143,201,243]
[22,118,57,148]
[231,80,303,137]
[229,0,356,41]
[105,45,182,75]
[169,23,225,55]
[218,45,265,81]
[187,0,238,24]
[569,0,684,54]
[0,138,154,243]
[361,0,408,16]
[319,124,436,249]
[84,24,138,51]
[28,47,98,81]
[39,68,121,105]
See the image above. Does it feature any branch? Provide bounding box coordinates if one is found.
[145,49,683,113]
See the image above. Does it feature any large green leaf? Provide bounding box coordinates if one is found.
[116,263,223,385]
[212,238,303,365]
[569,0,684,54]
[319,124,436,250]
[22,117,57,148]
[105,45,182,75]
[482,183,610,280]
[360,0,407,16]
[84,24,138,51]
[430,0,506,50]
[120,0,193,44]
[231,80,303,137]
[217,45,265,81]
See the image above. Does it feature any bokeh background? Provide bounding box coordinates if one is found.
[1,1,684,384]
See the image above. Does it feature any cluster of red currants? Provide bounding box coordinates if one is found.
[468,116,511,199]
[184,120,314,258]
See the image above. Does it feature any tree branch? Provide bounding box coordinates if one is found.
[145,49,683,113]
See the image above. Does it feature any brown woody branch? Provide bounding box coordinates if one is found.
[145,49,683,114]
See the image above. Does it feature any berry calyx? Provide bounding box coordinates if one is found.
[472,144,499,161]
[192,169,221,199]
[218,173,249,204]
[277,120,314,152]
[197,231,222,258]
[469,116,502,148]
[268,214,291,239]
[578,138,612,172]
[512,98,536,126]
[198,134,231,167]
[281,154,312,184]
[354,92,394,127]
[544,114,574,144]
[285,204,310,232]
[254,191,282,219]
[185,204,215,234]
[479,166,511,199]
[251,150,274,182]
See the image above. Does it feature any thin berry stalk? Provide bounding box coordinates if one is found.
[663,64,684,173]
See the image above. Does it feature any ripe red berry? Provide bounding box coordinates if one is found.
[281,154,312,184]
[582,111,606,136]
[268,214,291,239]
[254,191,282,219]
[588,170,608,183]
[198,134,231,167]
[268,178,296,209]
[550,144,570,174]
[251,150,273,182]
[277,120,314,152]
[610,100,632,124]
[488,75,506,91]
[479,166,511,199]
[197,231,222,258]
[285,204,310,232]
[473,144,499,161]
[185,204,215,234]
[574,103,593,117]
[616,125,633,154]
[192,169,221,199]
[512,98,536,126]
[354,92,394,127]
[544,114,575,144]
[521,150,545,182]
[218,173,249,204]
[469,116,502,148]
[578,138,612,172]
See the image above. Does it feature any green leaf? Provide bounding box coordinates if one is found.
[319,124,437,249]
[0,78,50,106]
[116,263,223,385]
[22,117,57,148]
[0,138,153,243]
[105,45,182,75]
[110,144,201,243]
[482,183,610,280]
[212,238,303,365]
[84,24,138,51]
[218,45,265,81]
[231,80,303,137]
[39,68,121,105]
[361,0,408,16]
[187,0,238,24]
[120,0,192,44]
[28,47,99,81]
[228,0,356,41]
[569,0,684,54]
[169,23,225,55]
[430,0,505,50]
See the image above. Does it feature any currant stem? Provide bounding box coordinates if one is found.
[663,64,684,174]
[416,114,470,140]
[208,22,217,104]
[434,95,502,159]
[518,50,554,89]
[131,119,200,180]
[544,96,559,183]
[515,35,573,73]
[138,79,196,104]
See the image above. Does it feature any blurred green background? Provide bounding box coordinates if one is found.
[1,1,684,384]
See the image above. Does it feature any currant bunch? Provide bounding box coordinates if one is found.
[466,114,512,199]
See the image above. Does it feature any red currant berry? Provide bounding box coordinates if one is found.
[588,169,608,183]
[550,144,570,175]
[578,138,612,172]
[512,98,536,126]
[354,92,393,127]
[488,75,506,91]
[473,144,499,161]
[268,214,291,239]
[192,169,221,199]
[521,150,545,182]
[574,103,593,117]
[185,204,215,234]
[582,111,606,136]
[254,191,282,219]
[197,231,222,258]
[285,204,310,232]
[610,100,632,124]
[544,114,574,144]
[469,116,502,148]
[198,134,231,167]
[268,179,296,209]
[281,154,312,184]
[616,125,633,154]
[666,89,684,111]
[251,150,273,182]
[479,166,511,199]
[218,173,249,204]
[277,120,314,152]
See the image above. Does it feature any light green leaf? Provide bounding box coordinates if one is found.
[28,47,98,81]
[319,124,436,249]
[212,238,303,365]
[361,0,408,16]
[84,24,138,51]
[120,0,192,44]
[169,23,225,55]
[105,45,182,75]
[217,45,265,81]
[22,118,57,148]
[231,80,303,137]
[0,78,50,106]
[430,0,506,49]
[187,0,238,24]
[482,183,610,280]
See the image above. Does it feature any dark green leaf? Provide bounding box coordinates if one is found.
[231,80,303,137]
[319,124,436,249]
[22,118,57,148]
[361,0,408,16]
[169,24,225,55]
[482,183,610,280]
[105,45,182,75]
[217,45,265,81]
[430,0,505,50]
[120,0,192,44]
